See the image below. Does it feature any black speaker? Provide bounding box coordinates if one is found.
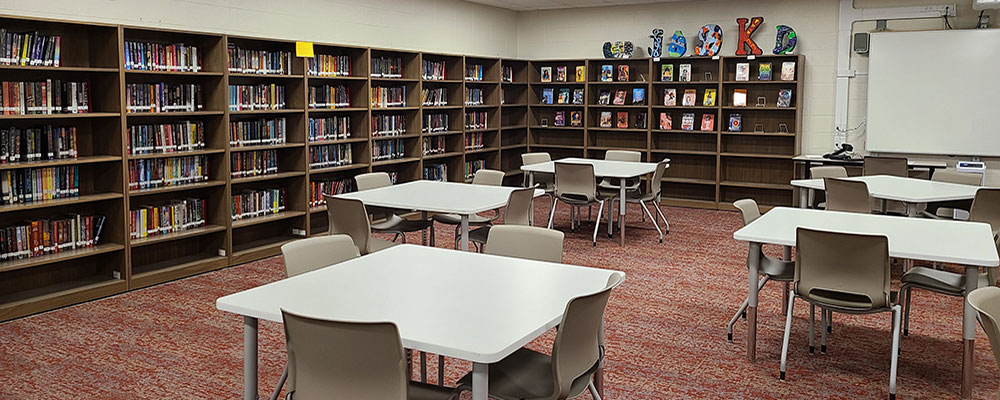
[854,32,870,54]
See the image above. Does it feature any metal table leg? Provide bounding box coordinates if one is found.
[460,215,470,251]
[244,316,258,400]
[782,245,792,315]
[799,188,810,209]
[961,265,978,399]
[619,178,626,246]
[747,242,762,362]
[528,172,535,226]
[472,362,489,400]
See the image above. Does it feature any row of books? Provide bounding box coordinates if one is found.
[307,54,351,77]
[128,122,204,155]
[731,88,793,108]
[229,84,286,111]
[0,214,104,262]
[124,41,201,72]
[464,159,485,179]
[598,65,633,82]
[230,118,286,147]
[422,87,447,106]
[309,143,352,169]
[129,198,206,239]
[423,114,449,133]
[126,83,204,113]
[597,111,647,129]
[596,88,646,105]
[465,111,487,130]
[308,84,350,109]
[227,44,292,75]
[465,88,484,106]
[309,178,352,207]
[662,88,714,107]
[308,116,350,142]
[372,114,406,137]
[422,59,446,81]
[231,187,286,221]
[540,87,584,105]
[231,150,278,178]
[372,138,405,161]
[423,163,447,181]
[502,66,514,83]
[465,132,484,150]
[540,65,585,83]
[657,112,714,131]
[465,64,484,81]
[128,156,208,190]
[371,86,406,108]
[0,30,60,67]
[733,61,796,82]
[1,80,91,115]
[0,166,79,204]
[546,111,582,127]
[1,125,78,162]
[422,136,445,155]
[371,56,403,78]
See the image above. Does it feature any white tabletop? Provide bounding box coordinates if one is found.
[520,157,663,178]
[335,180,543,215]
[790,175,983,203]
[216,245,623,364]
[793,155,947,168]
[733,207,999,267]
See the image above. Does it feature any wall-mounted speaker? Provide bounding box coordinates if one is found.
[854,32,870,54]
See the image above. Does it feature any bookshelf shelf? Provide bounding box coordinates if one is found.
[127,149,226,160]
[129,180,226,196]
[229,143,305,152]
[309,163,370,174]
[129,224,228,248]
[229,73,303,79]
[662,177,717,185]
[232,210,307,229]
[0,243,125,274]
[0,277,126,322]
[0,193,122,214]
[130,254,228,289]
[721,106,797,111]
[0,65,119,73]
[721,152,795,159]
[306,107,369,113]
[371,157,420,166]
[307,75,369,82]
[231,235,298,265]
[653,81,719,86]
[230,171,305,185]
[0,155,121,170]
[720,181,793,190]
[127,111,224,117]
[125,70,224,77]
[723,80,797,84]
[228,109,304,115]
[0,113,121,120]
[422,130,463,137]
[309,138,370,145]
[653,129,717,135]
[372,134,420,140]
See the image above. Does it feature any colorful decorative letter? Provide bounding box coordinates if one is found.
[735,17,764,56]
[666,30,687,58]
[773,25,797,55]
[648,29,664,59]
[694,24,724,57]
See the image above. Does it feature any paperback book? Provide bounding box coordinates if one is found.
[729,113,742,132]
[540,67,552,82]
[701,114,715,131]
[682,89,696,107]
[661,64,674,82]
[679,64,692,82]
[736,63,750,81]
[635,112,647,129]
[600,111,613,128]
[556,66,567,82]
[616,112,628,128]
[703,89,716,107]
[733,89,748,107]
[598,90,611,105]
[542,88,554,105]
[758,62,772,81]
[572,88,584,105]
[632,88,646,105]
[570,111,582,127]
[613,90,627,105]
[777,89,792,107]
[681,113,695,131]
[781,62,796,81]
[557,88,570,104]
[663,89,677,106]
[576,66,586,82]
[554,111,565,127]
[601,65,613,82]
[659,113,672,130]
[617,65,630,81]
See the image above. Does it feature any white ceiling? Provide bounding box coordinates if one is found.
[463,0,692,11]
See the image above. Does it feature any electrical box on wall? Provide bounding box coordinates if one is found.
[854,32,870,54]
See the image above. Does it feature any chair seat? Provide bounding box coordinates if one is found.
[760,255,794,281]
[557,194,602,206]
[433,213,494,226]
[406,382,456,400]
[372,214,433,232]
[468,225,490,245]
[597,180,640,192]
[902,266,994,296]
[455,347,593,400]
[804,290,899,313]
[368,237,398,253]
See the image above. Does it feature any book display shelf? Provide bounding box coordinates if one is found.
[0,13,800,320]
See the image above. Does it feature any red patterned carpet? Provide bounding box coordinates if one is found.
[0,204,997,399]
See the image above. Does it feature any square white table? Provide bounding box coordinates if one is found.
[521,157,664,245]
[734,207,999,399]
[791,175,981,216]
[335,180,543,251]
[216,244,623,400]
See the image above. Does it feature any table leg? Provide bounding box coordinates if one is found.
[906,202,917,218]
[619,178,626,246]
[962,265,978,399]
[244,316,258,400]
[748,242,762,362]
[421,211,428,246]
[799,188,809,209]
[528,172,535,226]
[472,362,489,400]
[461,215,470,251]
[782,246,792,315]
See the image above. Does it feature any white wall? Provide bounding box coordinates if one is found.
[0,0,518,57]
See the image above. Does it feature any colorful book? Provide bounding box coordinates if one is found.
[682,89,696,107]
[599,90,612,105]
[540,67,552,82]
[617,112,629,128]
[777,89,792,108]
[632,88,646,105]
[570,111,583,127]
[635,112,647,129]
[661,64,674,82]
[758,62,772,81]
[781,62,796,81]
[733,89,748,107]
[703,89,716,107]
[736,63,750,81]
[576,66,586,82]
[600,111,613,127]
[659,112,672,130]
[729,113,742,132]
[679,64,692,82]
[663,89,677,106]
[572,88,584,105]
[681,113,695,131]
[701,114,715,131]
[613,90,627,105]
[617,65,630,81]
[556,66,567,82]
[542,88,554,104]
[601,65,613,82]
[557,88,570,104]
[554,111,565,126]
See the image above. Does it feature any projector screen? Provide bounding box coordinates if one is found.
[867,29,1000,157]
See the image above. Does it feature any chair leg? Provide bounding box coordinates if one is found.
[903,286,911,336]
[548,198,558,229]
[588,205,593,222]
[827,310,833,334]
[639,200,662,243]
[890,305,902,400]
[654,202,669,233]
[268,365,288,400]
[780,289,795,380]
[592,201,605,247]
[809,304,815,354]
[728,276,768,342]
[820,309,828,354]
[588,380,603,400]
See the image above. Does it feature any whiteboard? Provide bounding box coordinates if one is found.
[867,29,1000,157]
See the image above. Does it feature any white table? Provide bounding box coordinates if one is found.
[336,180,543,251]
[791,175,981,216]
[521,157,664,245]
[734,207,999,399]
[216,244,623,400]
[794,155,947,177]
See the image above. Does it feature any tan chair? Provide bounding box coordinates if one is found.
[281,234,360,277]
[432,169,505,249]
[900,187,1000,336]
[596,150,642,195]
[325,195,397,255]
[548,162,608,246]
[864,156,908,177]
[824,177,871,214]
[467,187,536,251]
[779,228,900,399]
[726,199,795,342]
[614,160,670,242]
[808,166,848,209]
[967,286,1000,400]
[454,273,624,400]
[485,225,564,263]
[355,172,435,245]
[522,152,555,196]
[280,310,454,400]
[921,169,982,219]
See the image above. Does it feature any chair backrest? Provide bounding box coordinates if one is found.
[324,195,374,254]
[733,198,761,226]
[968,286,1000,379]
[503,187,536,226]
[549,273,623,399]
[647,160,668,198]
[863,156,908,177]
[281,235,360,277]
[970,188,1000,235]
[933,169,983,186]
[810,166,848,179]
[472,168,505,186]
[554,162,597,202]
[281,310,407,400]
[522,152,552,166]
[824,177,871,214]
[355,172,392,191]
[485,225,564,263]
[604,150,641,162]
[795,227,891,311]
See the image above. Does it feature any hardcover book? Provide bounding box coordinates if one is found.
[758,62,772,81]
[664,88,677,106]
[572,88,584,105]
[570,111,583,127]
[541,67,552,82]
[659,112,672,130]
[598,90,612,105]
[601,65,613,82]
[733,89,748,107]
[681,113,695,131]
[701,114,715,131]
[557,88,570,104]
[576,66,586,82]
[729,113,742,132]
[632,88,646,105]
[542,88,554,105]
[679,64,692,82]
[777,89,792,107]
[618,65,630,81]
[736,63,750,81]
[600,111,613,127]
[781,62,796,81]
[703,89,716,107]
[617,111,629,128]
[661,64,674,82]
[682,89,696,107]
[554,111,566,126]
[556,66,567,82]
[613,90,627,105]
[635,111,647,129]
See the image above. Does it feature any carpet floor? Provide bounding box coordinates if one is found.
[0,203,997,399]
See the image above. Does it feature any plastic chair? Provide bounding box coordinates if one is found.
[967,286,1000,400]
[354,172,435,245]
[485,225,564,263]
[808,166,848,209]
[281,235,360,277]
[922,169,982,219]
[324,195,397,255]
[824,177,871,214]
[433,169,505,249]
[467,187,536,251]
[548,162,609,246]
[615,160,670,242]
[522,152,555,196]
[863,157,908,214]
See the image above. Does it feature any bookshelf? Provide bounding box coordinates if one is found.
[0,13,802,321]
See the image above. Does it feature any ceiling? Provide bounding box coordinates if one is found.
[463,0,692,11]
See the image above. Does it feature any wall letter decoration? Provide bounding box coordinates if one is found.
[694,24,723,57]
[772,25,797,55]
[735,17,764,56]
[666,30,687,58]
[648,29,664,59]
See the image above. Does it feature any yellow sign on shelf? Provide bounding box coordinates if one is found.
[295,41,314,58]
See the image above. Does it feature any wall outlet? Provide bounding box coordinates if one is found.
[292,228,306,237]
